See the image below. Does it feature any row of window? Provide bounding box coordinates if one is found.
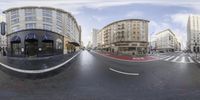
[105,26,145,31]
[10,9,62,25]
[9,9,78,34]
[11,24,65,34]
[11,24,52,32]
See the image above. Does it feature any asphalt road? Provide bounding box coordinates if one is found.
[0,50,200,100]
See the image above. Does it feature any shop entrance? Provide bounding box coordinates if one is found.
[25,40,38,57]
[25,33,38,57]
[10,36,21,56]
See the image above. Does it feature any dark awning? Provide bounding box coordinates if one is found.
[69,41,80,46]
[25,33,38,41]
[42,33,53,42]
[11,36,21,43]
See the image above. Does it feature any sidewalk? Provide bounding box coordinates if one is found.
[0,52,79,71]
[94,51,159,62]
[188,53,200,63]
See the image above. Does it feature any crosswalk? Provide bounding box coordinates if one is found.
[157,53,195,63]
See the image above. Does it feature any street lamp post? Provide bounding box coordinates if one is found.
[195,42,197,59]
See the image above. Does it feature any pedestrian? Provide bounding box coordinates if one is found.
[3,49,6,56]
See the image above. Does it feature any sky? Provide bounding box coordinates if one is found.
[0,0,200,49]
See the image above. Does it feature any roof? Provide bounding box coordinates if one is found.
[156,29,175,36]
[3,6,69,14]
[99,19,150,32]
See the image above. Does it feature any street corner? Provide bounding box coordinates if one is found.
[95,51,160,62]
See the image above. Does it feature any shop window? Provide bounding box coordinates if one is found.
[56,39,62,49]
[12,43,21,55]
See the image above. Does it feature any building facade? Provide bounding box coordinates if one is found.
[97,30,102,49]
[187,15,200,53]
[156,29,181,53]
[97,19,149,56]
[87,41,92,49]
[92,28,99,49]
[3,6,81,57]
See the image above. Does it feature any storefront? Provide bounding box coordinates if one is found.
[7,29,64,57]
[10,35,21,56]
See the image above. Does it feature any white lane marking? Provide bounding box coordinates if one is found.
[0,52,81,74]
[188,57,194,63]
[164,56,175,61]
[180,57,186,63]
[109,68,139,76]
[172,56,180,62]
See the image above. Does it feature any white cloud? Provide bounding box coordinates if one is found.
[150,20,170,34]
[125,11,144,18]
[1,0,200,13]
[170,13,189,28]
[85,1,134,9]
[91,15,108,22]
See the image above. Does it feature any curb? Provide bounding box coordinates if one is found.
[187,54,200,65]
[92,51,159,63]
[0,52,81,79]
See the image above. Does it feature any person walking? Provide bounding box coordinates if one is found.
[3,48,6,56]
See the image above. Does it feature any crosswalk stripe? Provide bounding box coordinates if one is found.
[164,56,175,61]
[156,53,196,63]
[172,56,180,62]
[188,57,194,63]
[180,57,186,63]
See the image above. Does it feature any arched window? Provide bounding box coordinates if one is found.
[56,38,62,49]
[42,33,53,56]
[194,46,196,52]
[11,35,21,56]
[25,33,38,57]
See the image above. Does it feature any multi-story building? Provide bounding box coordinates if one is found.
[187,15,200,53]
[156,29,181,53]
[97,30,102,49]
[92,28,99,49]
[97,19,149,56]
[3,6,81,57]
[87,41,92,49]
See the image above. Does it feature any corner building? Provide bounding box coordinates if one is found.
[187,15,200,53]
[97,19,149,56]
[155,29,181,53]
[3,6,81,57]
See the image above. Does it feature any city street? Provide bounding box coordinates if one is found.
[1,1,200,100]
[0,50,200,100]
